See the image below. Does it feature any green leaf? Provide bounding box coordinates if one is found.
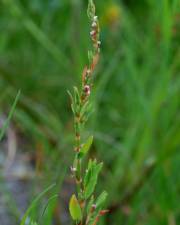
[77,152,84,159]
[69,194,82,221]
[96,191,108,209]
[84,159,93,187]
[79,136,93,157]
[67,90,73,102]
[73,86,80,106]
[80,101,91,117]
[84,160,103,199]
[67,90,75,114]
[0,90,20,141]
[41,194,58,218]
[20,183,56,225]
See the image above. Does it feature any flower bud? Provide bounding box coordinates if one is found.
[84,85,91,96]
[90,30,96,36]
[92,204,97,209]
[92,21,97,28]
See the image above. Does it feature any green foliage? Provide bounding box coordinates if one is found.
[84,160,103,199]
[20,183,56,225]
[0,0,179,224]
[0,90,20,140]
[68,1,108,224]
[79,135,93,157]
[96,191,108,209]
[69,194,82,221]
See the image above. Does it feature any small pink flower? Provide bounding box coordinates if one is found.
[90,30,96,36]
[84,85,91,96]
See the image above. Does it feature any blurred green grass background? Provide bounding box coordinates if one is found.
[0,0,180,224]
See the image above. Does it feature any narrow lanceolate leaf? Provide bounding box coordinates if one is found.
[84,161,103,199]
[0,90,20,141]
[80,136,93,157]
[80,101,91,118]
[96,191,108,209]
[67,90,75,114]
[84,159,93,187]
[73,87,80,107]
[69,194,82,221]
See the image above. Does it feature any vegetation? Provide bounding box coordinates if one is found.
[0,0,179,225]
[68,1,108,225]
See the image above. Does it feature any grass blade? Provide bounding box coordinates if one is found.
[20,183,56,225]
[0,90,21,141]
